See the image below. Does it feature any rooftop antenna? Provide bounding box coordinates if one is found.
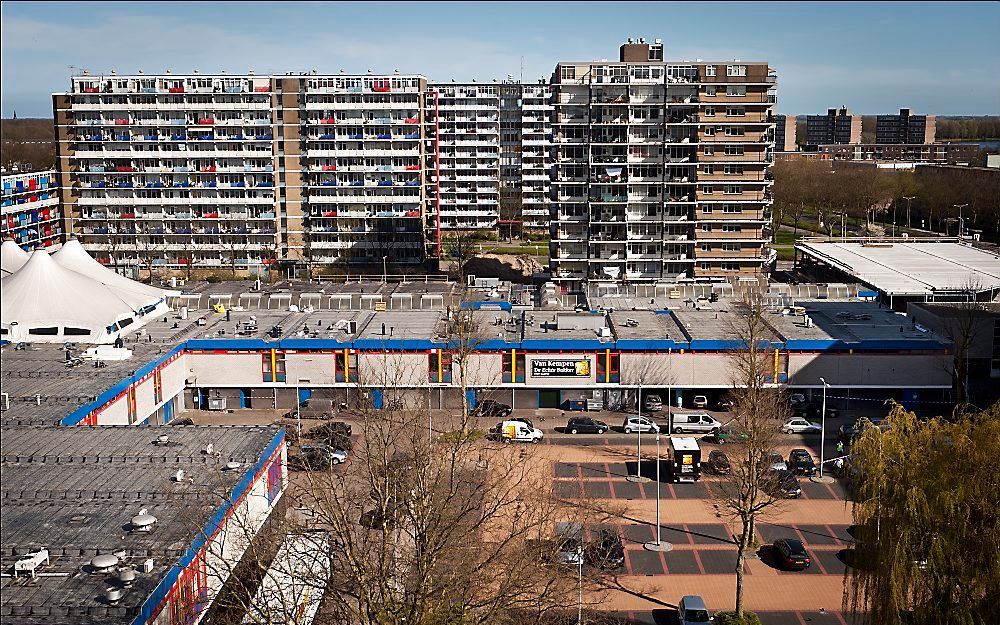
[520,55,524,83]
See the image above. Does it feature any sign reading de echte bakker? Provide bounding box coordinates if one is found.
[530,359,591,378]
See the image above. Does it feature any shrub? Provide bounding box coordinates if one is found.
[713,611,763,625]
[205,274,223,283]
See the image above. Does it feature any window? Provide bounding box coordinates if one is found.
[724,185,742,194]
[726,65,747,77]
[723,243,742,251]
[701,164,715,175]
[701,224,712,232]
[722,262,741,271]
[701,185,715,194]
[335,349,359,383]
[704,107,716,117]
[723,204,743,213]
[127,386,138,425]
[726,85,747,97]
[725,145,745,155]
[596,350,620,383]
[702,145,715,156]
[724,164,744,175]
[262,350,286,383]
[153,369,163,404]
[502,350,526,383]
[705,65,717,77]
[704,85,719,96]
[726,107,745,117]
[701,206,714,214]
[560,66,576,81]
[704,126,716,136]
[722,224,743,232]
[428,350,453,383]
[725,126,745,136]
[700,262,712,271]
[701,243,712,252]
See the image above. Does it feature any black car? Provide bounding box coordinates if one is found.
[794,402,839,420]
[584,529,625,569]
[770,469,801,498]
[707,450,732,475]
[788,448,817,476]
[566,417,609,434]
[773,538,811,571]
[472,399,512,419]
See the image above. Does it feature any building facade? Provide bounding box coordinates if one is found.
[805,107,861,145]
[875,108,936,144]
[774,114,797,152]
[817,142,979,164]
[549,40,776,290]
[1,170,62,250]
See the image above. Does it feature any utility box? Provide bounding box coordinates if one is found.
[208,397,228,411]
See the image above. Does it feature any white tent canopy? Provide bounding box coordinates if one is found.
[52,239,177,309]
[1,250,153,344]
[1,239,29,276]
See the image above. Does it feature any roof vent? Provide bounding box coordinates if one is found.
[117,568,136,587]
[104,588,123,605]
[91,554,119,573]
[224,461,242,471]
[367,68,373,75]
[14,549,49,578]
[173,469,186,482]
[156,434,169,445]
[130,513,158,532]
[203,443,215,455]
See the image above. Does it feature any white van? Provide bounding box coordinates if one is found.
[670,412,723,434]
[491,420,544,444]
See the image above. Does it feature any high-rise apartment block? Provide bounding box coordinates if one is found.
[774,114,797,152]
[549,39,776,288]
[53,38,773,284]
[875,108,936,144]
[805,107,861,145]
[2,170,62,251]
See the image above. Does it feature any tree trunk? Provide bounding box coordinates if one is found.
[735,516,752,616]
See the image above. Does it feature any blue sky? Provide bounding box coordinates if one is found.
[2,1,998,117]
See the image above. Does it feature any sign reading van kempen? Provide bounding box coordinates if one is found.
[531,359,591,377]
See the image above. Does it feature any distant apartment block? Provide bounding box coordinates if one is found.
[876,108,936,144]
[805,107,861,145]
[817,142,980,164]
[774,114,796,151]
[549,38,776,288]
[1,170,62,251]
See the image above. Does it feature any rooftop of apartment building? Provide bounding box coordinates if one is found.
[0,424,281,625]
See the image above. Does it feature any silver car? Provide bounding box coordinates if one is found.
[678,595,713,624]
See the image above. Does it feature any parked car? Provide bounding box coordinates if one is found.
[788,393,808,409]
[643,394,663,412]
[623,416,660,434]
[488,420,543,444]
[765,451,788,472]
[306,421,353,450]
[692,395,709,409]
[566,417,609,435]
[677,595,713,625]
[299,443,347,469]
[794,401,839,420]
[788,448,817,476]
[782,417,822,434]
[707,450,732,475]
[584,529,625,569]
[708,424,748,445]
[773,538,811,570]
[772,469,802,498]
[472,399,512,419]
[670,412,723,434]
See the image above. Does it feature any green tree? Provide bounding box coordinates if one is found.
[845,403,1000,625]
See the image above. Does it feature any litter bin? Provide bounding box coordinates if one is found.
[566,399,586,412]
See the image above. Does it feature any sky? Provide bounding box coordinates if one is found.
[2,1,998,118]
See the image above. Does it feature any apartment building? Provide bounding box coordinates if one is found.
[805,107,861,145]
[1,170,62,251]
[298,73,426,266]
[54,71,427,272]
[54,73,281,273]
[774,114,797,152]
[876,108,936,144]
[423,82,502,249]
[549,39,775,289]
[497,81,553,235]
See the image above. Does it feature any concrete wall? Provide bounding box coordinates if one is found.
[788,353,951,387]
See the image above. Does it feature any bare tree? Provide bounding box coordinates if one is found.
[936,280,989,408]
[711,291,790,618]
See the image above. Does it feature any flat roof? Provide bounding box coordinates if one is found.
[796,240,1000,296]
[0,425,281,625]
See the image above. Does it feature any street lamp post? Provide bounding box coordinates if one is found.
[627,380,650,483]
[954,204,968,239]
[812,377,834,484]
[903,195,915,230]
[643,432,674,552]
[382,255,388,284]
[577,544,584,625]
